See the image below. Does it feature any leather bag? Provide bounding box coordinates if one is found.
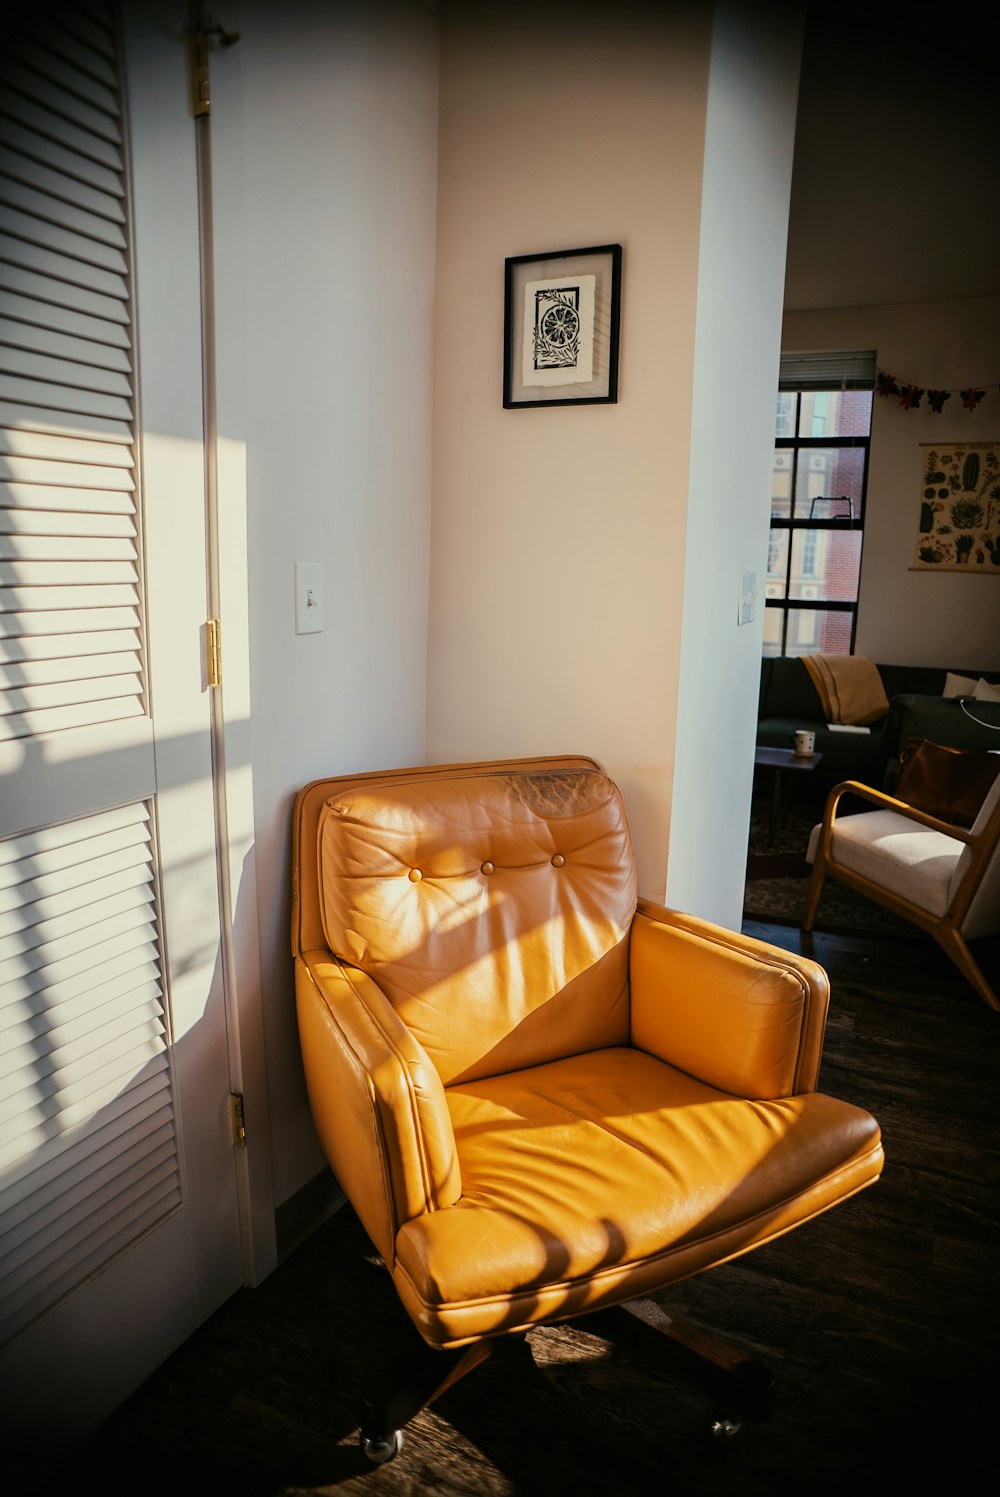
[892,737,1000,828]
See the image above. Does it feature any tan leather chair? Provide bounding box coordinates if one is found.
[292,755,883,1463]
[803,772,1000,1011]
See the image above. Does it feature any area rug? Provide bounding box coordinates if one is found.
[742,795,914,938]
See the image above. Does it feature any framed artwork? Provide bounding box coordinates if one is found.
[911,441,1000,571]
[503,244,622,409]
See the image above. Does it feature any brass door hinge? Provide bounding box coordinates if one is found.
[206,616,222,687]
[190,29,212,117]
[231,1092,247,1148]
[189,23,241,118]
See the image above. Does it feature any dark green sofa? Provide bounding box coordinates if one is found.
[757,658,1000,786]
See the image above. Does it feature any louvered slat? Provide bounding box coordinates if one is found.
[0,174,127,249]
[0,1114,172,1240]
[0,605,139,639]
[0,404,133,445]
[0,973,162,1064]
[0,440,132,476]
[0,76,122,157]
[0,625,138,659]
[0,947,159,1036]
[0,803,150,877]
[0,1135,176,1276]
[0,197,128,270]
[0,317,132,373]
[1,557,138,584]
[1,1036,167,1156]
[0,373,132,420]
[0,479,134,513]
[0,646,139,683]
[0,958,162,1040]
[0,1159,177,1300]
[0,119,123,202]
[0,798,179,1341]
[0,344,131,397]
[2,1059,170,1189]
[0,1165,179,1313]
[3,580,139,609]
[0,1176,182,1343]
[8,37,121,119]
[0,144,126,224]
[0,227,128,300]
[0,902,156,989]
[47,19,118,89]
[0,1008,164,1116]
[1,529,136,561]
[0,261,129,324]
[0,875,154,957]
[0,1064,170,1201]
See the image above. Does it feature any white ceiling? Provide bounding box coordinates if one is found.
[783,4,1000,311]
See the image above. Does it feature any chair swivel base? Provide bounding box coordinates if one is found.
[358,1298,775,1465]
[588,1297,776,1430]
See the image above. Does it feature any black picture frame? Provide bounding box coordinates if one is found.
[502,243,622,409]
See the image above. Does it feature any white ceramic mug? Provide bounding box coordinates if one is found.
[793,729,815,756]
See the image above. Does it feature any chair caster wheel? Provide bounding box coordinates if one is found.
[705,1408,744,1448]
[360,1428,403,1465]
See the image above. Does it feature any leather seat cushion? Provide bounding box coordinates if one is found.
[393,1047,883,1346]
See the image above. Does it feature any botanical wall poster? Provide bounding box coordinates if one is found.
[912,441,1000,571]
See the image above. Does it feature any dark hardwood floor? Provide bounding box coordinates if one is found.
[36,921,1000,1496]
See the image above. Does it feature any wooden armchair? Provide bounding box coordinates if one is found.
[803,773,1000,1011]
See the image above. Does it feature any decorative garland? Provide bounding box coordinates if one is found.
[875,368,998,413]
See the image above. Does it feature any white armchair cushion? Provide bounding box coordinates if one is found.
[806,811,962,917]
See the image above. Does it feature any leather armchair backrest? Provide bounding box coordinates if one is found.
[317,766,637,1085]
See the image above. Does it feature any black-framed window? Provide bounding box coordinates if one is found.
[764,352,875,658]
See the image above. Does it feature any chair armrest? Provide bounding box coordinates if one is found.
[629,900,830,1097]
[295,952,461,1267]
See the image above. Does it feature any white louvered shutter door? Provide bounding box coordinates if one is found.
[0,3,241,1428]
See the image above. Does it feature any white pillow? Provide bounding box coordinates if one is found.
[943,672,977,697]
[973,677,1000,702]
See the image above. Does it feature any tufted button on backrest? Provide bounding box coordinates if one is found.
[318,768,637,1084]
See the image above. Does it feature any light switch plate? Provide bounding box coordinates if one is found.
[295,561,324,634]
[738,571,756,626]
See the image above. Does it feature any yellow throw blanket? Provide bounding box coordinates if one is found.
[802,654,889,726]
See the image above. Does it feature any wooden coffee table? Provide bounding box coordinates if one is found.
[754,746,823,846]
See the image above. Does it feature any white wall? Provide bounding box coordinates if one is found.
[211,0,440,1206]
[428,0,800,923]
[783,298,1000,671]
[427,0,712,902]
[666,1,802,924]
